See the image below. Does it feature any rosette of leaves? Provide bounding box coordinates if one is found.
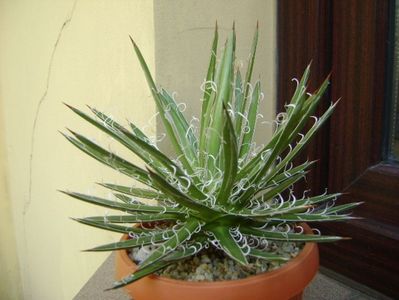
[62,25,360,290]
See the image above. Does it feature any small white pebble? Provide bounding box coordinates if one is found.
[131,241,305,282]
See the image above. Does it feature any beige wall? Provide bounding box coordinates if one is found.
[0,97,23,300]
[0,0,276,299]
[0,0,155,299]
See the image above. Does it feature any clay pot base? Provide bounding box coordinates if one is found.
[115,235,319,300]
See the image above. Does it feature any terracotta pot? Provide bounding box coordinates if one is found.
[115,224,319,300]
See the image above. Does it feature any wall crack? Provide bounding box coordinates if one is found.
[24,0,78,215]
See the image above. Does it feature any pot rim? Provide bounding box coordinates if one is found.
[117,223,318,288]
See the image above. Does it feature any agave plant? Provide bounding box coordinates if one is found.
[62,25,360,290]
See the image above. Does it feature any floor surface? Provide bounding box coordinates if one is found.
[74,254,391,300]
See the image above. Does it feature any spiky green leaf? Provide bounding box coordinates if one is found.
[199,24,219,163]
[129,37,197,175]
[98,183,170,201]
[85,230,174,252]
[61,131,152,187]
[61,191,184,215]
[216,105,238,206]
[249,249,290,261]
[84,214,178,224]
[210,226,248,265]
[203,31,235,174]
[239,81,261,161]
[73,217,157,234]
[138,218,202,269]
[148,168,217,219]
[109,241,205,290]
[241,226,346,242]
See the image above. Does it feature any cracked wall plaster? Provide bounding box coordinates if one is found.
[25,0,78,216]
[1,1,156,299]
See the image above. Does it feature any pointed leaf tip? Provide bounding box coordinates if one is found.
[66,128,77,136]
[64,102,77,111]
[129,35,140,50]
[58,130,70,139]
